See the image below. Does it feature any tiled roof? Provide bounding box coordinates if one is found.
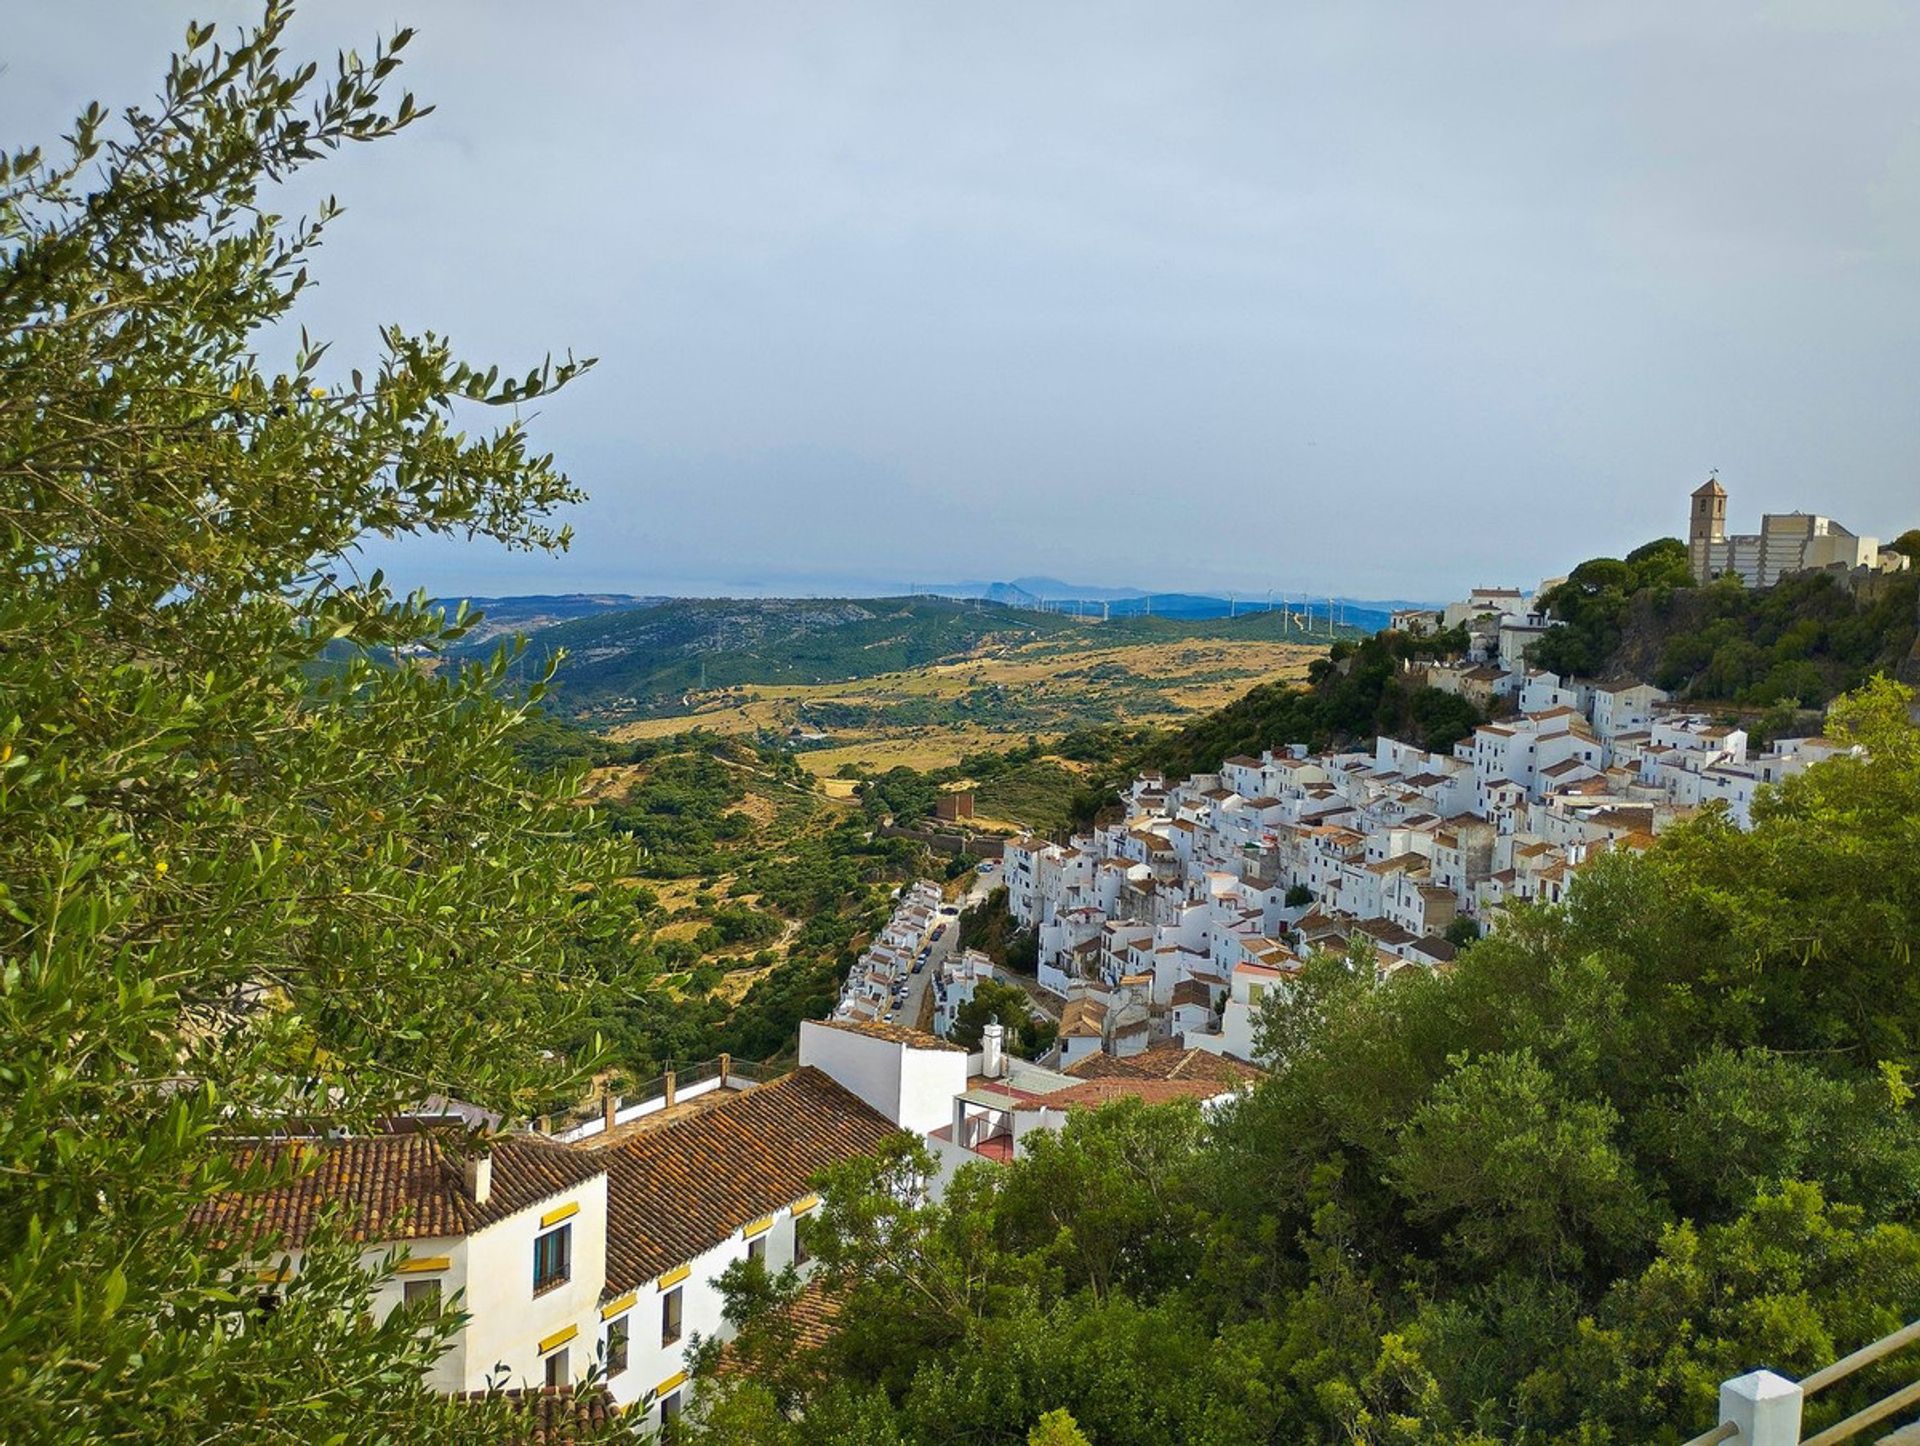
[811,1017,964,1051]
[601,1067,899,1293]
[1169,978,1213,1009]
[1020,1076,1229,1111]
[462,1387,618,1445]
[192,1131,606,1248]
[712,1277,845,1377]
[1059,997,1108,1037]
[1066,1044,1263,1084]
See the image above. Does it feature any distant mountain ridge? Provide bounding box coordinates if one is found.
[912,577,1435,631]
[433,593,666,645]
[447,593,1366,720]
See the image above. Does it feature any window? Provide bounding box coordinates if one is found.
[543,1346,569,1388]
[532,1223,571,1294]
[660,1390,682,1428]
[605,1314,629,1376]
[793,1219,811,1267]
[747,1235,766,1267]
[402,1278,442,1314]
[661,1285,683,1346]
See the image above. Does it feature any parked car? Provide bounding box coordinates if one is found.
[932,924,947,941]
[912,959,925,974]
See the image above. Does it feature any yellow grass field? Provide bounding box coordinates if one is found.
[604,637,1318,778]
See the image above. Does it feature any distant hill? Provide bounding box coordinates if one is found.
[463,593,1368,720]
[915,577,1412,632]
[432,592,666,646]
[477,596,1083,714]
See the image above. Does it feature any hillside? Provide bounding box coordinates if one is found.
[1532,537,1920,714]
[434,591,666,645]
[1133,625,1482,782]
[473,596,1073,712]
[475,596,1363,759]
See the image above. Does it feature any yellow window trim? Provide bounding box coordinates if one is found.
[656,1369,689,1397]
[395,1256,451,1275]
[791,1194,821,1217]
[742,1215,774,1239]
[600,1292,637,1321]
[538,1323,578,1354]
[656,1263,691,1289]
[540,1201,580,1228]
[255,1268,292,1284]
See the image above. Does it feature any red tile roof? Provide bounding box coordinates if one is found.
[712,1277,845,1377]
[192,1131,605,1248]
[1065,1044,1263,1084]
[1022,1077,1234,1110]
[601,1067,899,1293]
[461,1386,618,1444]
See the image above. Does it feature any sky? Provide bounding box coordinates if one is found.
[6,2,1918,603]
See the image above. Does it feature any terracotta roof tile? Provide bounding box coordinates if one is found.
[1019,1077,1230,1110]
[1066,1043,1263,1084]
[461,1386,619,1444]
[601,1067,898,1294]
[192,1131,605,1248]
[712,1277,845,1378]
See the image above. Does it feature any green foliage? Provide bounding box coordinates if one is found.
[971,759,1088,836]
[1531,538,1918,708]
[691,680,1920,1445]
[858,766,942,824]
[1530,538,1695,676]
[0,8,635,1439]
[1139,630,1486,781]
[1029,1409,1093,1446]
[949,979,1054,1056]
[957,886,1035,972]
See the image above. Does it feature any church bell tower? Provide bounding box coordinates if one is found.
[1689,475,1727,583]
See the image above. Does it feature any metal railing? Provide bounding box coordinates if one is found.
[1681,1317,1920,1446]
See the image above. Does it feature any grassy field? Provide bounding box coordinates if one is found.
[605,636,1320,777]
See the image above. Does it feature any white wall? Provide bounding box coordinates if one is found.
[461,1170,610,1393]
[799,1020,902,1124]
[897,1042,970,1134]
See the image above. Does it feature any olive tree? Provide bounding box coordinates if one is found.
[0,6,638,1439]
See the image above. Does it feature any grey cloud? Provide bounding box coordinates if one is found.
[5,0,1916,599]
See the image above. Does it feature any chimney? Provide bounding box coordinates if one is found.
[463,1146,492,1206]
[981,1016,1004,1079]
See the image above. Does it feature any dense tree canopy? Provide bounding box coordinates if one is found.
[1531,536,1917,708]
[1529,537,1696,677]
[0,8,640,1439]
[684,679,1920,1444]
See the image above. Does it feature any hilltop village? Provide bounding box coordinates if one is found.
[166,486,1912,1436]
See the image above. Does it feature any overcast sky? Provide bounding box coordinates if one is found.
[7,2,1918,602]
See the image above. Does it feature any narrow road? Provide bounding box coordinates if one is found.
[903,867,996,1031]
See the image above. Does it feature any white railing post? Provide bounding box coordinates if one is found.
[1720,1370,1802,1446]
